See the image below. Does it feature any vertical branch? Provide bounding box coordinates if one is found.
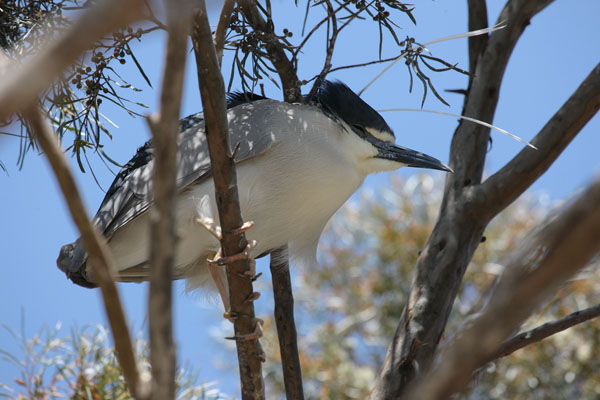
[146,1,191,399]
[214,0,236,67]
[270,246,304,400]
[466,0,488,75]
[24,108,142,398]
[190,1,265,398]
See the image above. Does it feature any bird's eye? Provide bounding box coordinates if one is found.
[352,124,368,138]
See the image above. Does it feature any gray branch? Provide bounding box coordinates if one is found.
[491,302,600,361]
[24,108,143,398]
[369,1,569,398]
[474,62,600,219]
[214,0,236,67]
[403,175,600,399]
[146,2,191,399]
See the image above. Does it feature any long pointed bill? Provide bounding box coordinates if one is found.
[374,141,452,172]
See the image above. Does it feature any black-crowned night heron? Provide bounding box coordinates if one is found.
[57,80,450,297]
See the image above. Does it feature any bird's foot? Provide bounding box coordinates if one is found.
[207,239,257,267]
[196,218,254,241]
[225,318,264,342]
[196,216,222,240]
[224,310,239,323]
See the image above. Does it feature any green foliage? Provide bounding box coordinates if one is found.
[1,0,158,172]
[0,322,226,399]
[261,174,600,399]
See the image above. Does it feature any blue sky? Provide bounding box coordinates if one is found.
[1,0,599,395]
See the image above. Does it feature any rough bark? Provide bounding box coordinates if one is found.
[191,1,265,398]
[405,175,600,399]
[369,1,572,398]
[146,2,191,399]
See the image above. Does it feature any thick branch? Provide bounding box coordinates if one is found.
[270,246,304,400]
[491,302,600,361]
[404,176,600,400]
[466,0,488,74]
[24,108,142,398]
[237,0,302,102]
[0,0,145,121]
[370,1,556,398]
[146,2,190,399]
[465,0,488,110]
[191,1,265,398]
[475,62,600,219]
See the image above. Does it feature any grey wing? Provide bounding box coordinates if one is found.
[59,100,279,284]
[99,101,278,237]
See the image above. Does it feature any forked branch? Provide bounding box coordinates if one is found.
[404,175,600,400]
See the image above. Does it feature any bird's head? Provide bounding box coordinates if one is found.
[312,80,452,174]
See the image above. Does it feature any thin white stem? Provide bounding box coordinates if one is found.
[360,23,506,96]
[379,108,537,149]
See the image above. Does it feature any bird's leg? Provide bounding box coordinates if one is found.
[197,218,262,331]
[206,249,231,319]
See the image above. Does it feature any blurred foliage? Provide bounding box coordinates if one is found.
[260,174,600,399]
[0,321,226,399]
[1,0,466,173]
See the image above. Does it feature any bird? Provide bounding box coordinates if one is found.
[57,80,451,303]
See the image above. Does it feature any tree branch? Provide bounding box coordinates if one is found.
[490,302,600,361]
[270,246,304,400]
[214,0,236,67]
[403,175,600,399]
[0,0,145,122]
[475,62,600,219]
[146,2,191,399]
[370,1,557,398]
[23,108,142,398]
[237,0,302,102]
[466,0,488,75]
[190,1,265,398]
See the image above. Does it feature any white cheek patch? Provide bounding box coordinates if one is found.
[366,127,395,143]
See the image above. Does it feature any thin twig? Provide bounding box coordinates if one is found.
[191,1,265,398]
[24,107,143,398]
[490,303,600,361]
[238,0,301,102]
[306,0,337,102]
